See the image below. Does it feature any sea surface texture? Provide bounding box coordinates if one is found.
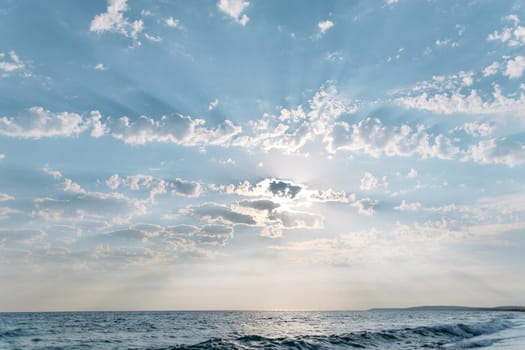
[1,310,525,349]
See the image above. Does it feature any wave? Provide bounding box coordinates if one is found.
[167,317,514,350]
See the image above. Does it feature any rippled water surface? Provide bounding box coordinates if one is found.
[1,310,524,349]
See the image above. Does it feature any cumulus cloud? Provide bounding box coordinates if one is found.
[0,193,14,202]
[105,174,201,199]
[217,0,250,26]
[317,20,334,37]
[42,165,63,179]
[90,0,144,41]
[408,168,418,178]
[395,85,525,116]
[110,114,241,146]
[326,117,459,160]
[394,200,422,211]
[487,15,525,47]
[504,56,525,79]
[360,172,379,191]
[233,83,355,153]
[464,137,525,167]
[183,199,325,238]
[0,50,26,75]
[33,191,147,224]
[0,229,46,247]
[352,198,377,216]
[483,61,500,77]
[208,99,219,111]
[0,107,106,139]
[210,177,351,203]
[94,63,107,71]
[165,16,182,29]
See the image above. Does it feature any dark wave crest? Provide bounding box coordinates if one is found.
[168,317,513,350]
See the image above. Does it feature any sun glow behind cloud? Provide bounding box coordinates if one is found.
[0,0,524,311]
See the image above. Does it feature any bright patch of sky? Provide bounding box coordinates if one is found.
[0,0,524,311]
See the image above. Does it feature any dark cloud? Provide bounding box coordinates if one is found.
[268,180,302,198]
[238,199,280,212]
[187,203,256,225]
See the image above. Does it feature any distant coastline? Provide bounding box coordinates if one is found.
[368,305,525,312]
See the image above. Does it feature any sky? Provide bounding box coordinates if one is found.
[0,0,525,311]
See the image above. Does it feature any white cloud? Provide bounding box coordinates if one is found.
[0,50,26,74]
[0,107,106,139]
[94,63,107,71]
[394,200,422,211]
[360,172,378,191]
[0,153,4,160]
[144,33,162,42]
[0,193,14,202]
[395,85,525,116]
[464,138,525,167]
[62,178,86,194]
[487,16,525,47]
[165,16,182,29]
[352,198,377,216]
[110,114,241,146]
[451,121,494,137]
[504,56,525,79]
[483,61,500,76]
[385,0,399,4]
[90,0,144,41]
[408,168,418,178]
[233,83,355,154]
[326,117,459,160]
[217,0,250,26]
[42,165,62,179]
[317,20,334,37]
[105,173,201,200]
[208,99,219,111]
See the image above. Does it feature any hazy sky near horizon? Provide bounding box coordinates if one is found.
[1,0,525,311]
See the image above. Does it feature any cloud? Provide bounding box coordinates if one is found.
[165,16,182,29]
[210,178,351,203]
[408,168,418,178]
[0,229,46,247]
[0,107,106,139]
[217,0,250,26]
[42,165,63,179]
[464,137,525,167]
[317,20,334,37]
[208,99,219,111]
[451,122,494,137]
[483,61,500,77]
[233,83,355,154]
[487,15,525,47]
[0,193,14,202]
[33,191,147,224]
[110,114,241,146]
[183,198,326,238]
[360,172,379,191]
[395,85,525,116]
[144,33,162,42]
[326,117,459,160]
[352,198,377,216]
[184,203,257,225]
[90,0,144,41]
[504,56,525,79]
[105,174,201,199]
[0,50,26,74]
[94,63,107,71]
[394,200,422,211]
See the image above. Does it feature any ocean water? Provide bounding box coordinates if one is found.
[1,310,525,349]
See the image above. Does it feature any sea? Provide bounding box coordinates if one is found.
[1,310,525,349]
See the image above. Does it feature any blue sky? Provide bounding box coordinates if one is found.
[1,0,525,311]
